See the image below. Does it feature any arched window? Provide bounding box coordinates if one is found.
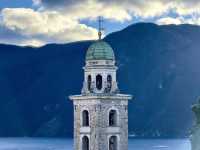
[82,110,89,126]
[109,136,117,150]
[109,110,117,126]
[107,75,112,92]
[96,74,102,90]
[87,75,92,92]
[82,136,89,150]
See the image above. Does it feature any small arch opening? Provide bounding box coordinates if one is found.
[82,136,89,150]
[107,75,112,92]
[87,75,92,92]
[96,74,102,90]
[109,110,117,127]
[82,110,89,127]
[109,136,117,150]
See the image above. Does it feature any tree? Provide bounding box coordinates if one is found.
[192,98,200,125]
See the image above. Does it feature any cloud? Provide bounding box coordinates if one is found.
[0,23,46,47]
[172,0,200,15]
[157,16,200,25]
[43,0,132,22]
[0,8,98,46]
[0,24,44,47]
[1,0,200,46]
[37,0,200,18]
[36,0,200,28]
[156,17,182,25]
[37,0,170,20]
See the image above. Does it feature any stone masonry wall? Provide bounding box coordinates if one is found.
[73,99,128,150]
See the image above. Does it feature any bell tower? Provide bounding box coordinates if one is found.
[69,18,132,150]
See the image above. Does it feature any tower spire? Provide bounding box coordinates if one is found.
[98,16,103,40]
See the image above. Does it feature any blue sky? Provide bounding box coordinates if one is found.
[0,0,199,46]
[0,0,32,9]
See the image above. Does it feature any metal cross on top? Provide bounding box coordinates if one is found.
[98,16,104,40]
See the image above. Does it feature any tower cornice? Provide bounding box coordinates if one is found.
[69,94,132,101]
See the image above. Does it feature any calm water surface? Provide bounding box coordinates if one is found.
[0,138,191,150]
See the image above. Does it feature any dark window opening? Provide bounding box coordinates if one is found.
[125,106,127,112]
[107,75,112,92]
[82,110,89,126]
[74,105,77,111]
[87,75,92,92]
[109,110,117,126]
[96,74,102,90]
[82,136,89,150]
[109,136,117,150]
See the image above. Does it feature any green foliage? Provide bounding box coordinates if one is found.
[192,98,200,125]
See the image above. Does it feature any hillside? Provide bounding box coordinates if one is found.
[0,23,200,137]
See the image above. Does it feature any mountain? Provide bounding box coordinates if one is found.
[0,23,200,138]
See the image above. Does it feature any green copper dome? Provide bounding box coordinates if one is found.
[86,41,115,60]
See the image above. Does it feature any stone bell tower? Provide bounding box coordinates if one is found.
[69,18,132,150]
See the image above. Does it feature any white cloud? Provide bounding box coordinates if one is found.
[37,0,200,19]
[156,17,182,25]
[1,8,98,46]
[1,0,200,46]
[157,16,200,25]
[19,39,45,47]
[172,0,200,16]
[181,17,200,25]
[55,1,132,22]
[37,0,170,21]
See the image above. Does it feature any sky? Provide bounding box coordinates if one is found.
[0,0,200,47]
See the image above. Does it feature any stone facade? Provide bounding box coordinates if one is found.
[69,40,132,150]
[71,98,129,150]
[70,95,131,150]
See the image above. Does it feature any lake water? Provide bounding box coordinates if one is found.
[0,138,191,150]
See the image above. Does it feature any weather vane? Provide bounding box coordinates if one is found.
[98,16,104,40]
